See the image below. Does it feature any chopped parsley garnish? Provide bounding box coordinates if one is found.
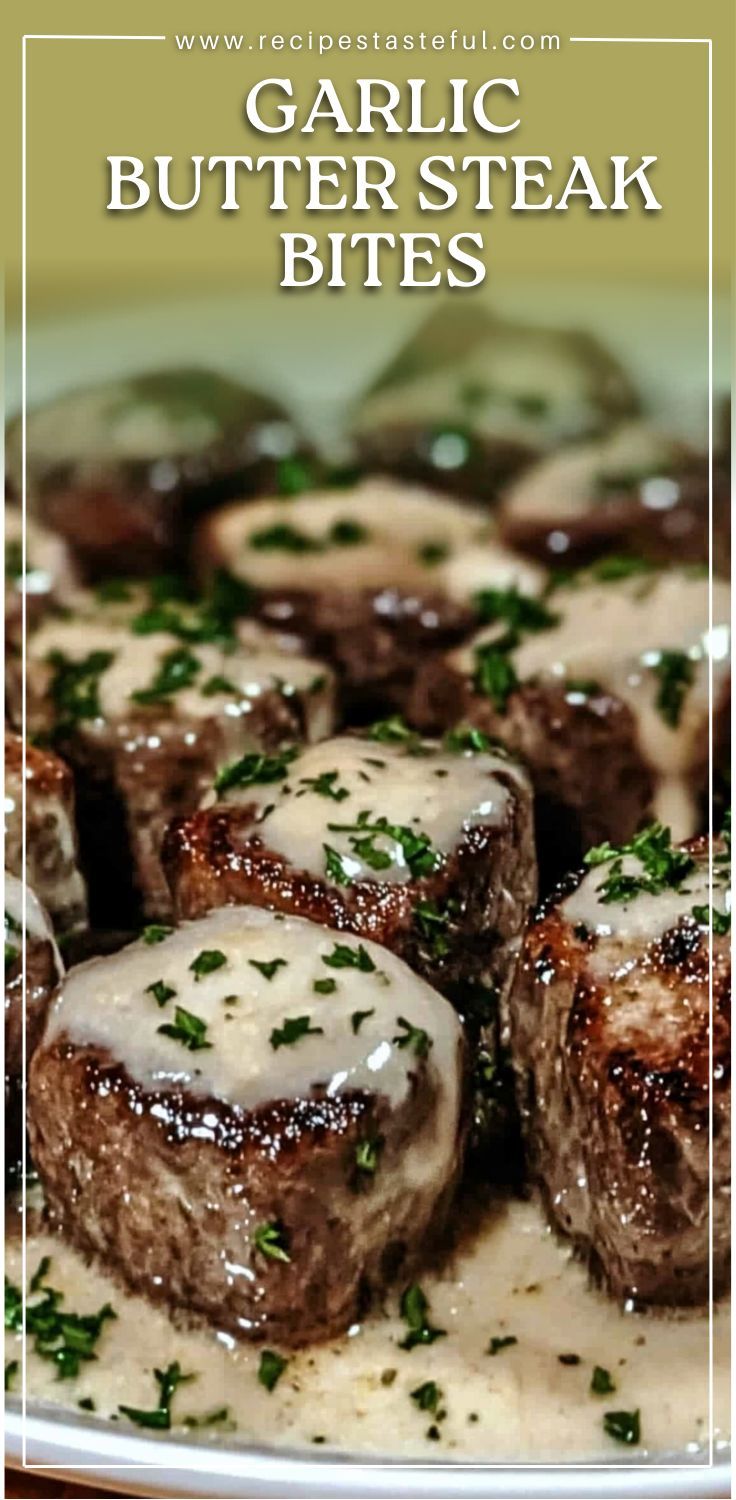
[322,942,376,972]
[248,958,288,982]
[603,1409,640,1446]
[398,1284,446,1351]
[351,1008,375,1033]
[5,911,20,971]
[314,977,337,995]
[182,1406,232,1429]
[558,1353,581,1366]
[5,1261,116,1380]
[47,649,114,730]
[327,811,441,879]
[393,1016,432,1059]
[473,641,519,712]
[413,899,453,959]
[589,555,655,582]
[330,519,367,545]
[584,824,695,905]
[201,674,237,697]
[651,649,695,728]
[119,1361,195,1429]
[157,1007,212,1052]
[591,1366,616,1395]
[488,1335,517,1356]
[145,980,176,1008]
[366,715,418,746]
[214,747,297,795]
[141,924,173,945]
[96,578,134,602]
[323,844,354,886]
[253,1222,290,1263]
[249,519,368,553]
[417,541,449,566]
[298,770,349,802]
[691,904,731,935]
[258,1349,288,1392]
[270,1015,324,1050]
[5,1359,19,1391]
[473,586,558,634]
[354,1135,383,1176]
[190,949,227,981]
[443,725,494,754]
[131,646,201,706]
[410,1380,443,1413]
[78,1396,96,1411]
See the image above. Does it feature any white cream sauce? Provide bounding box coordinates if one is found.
[451,571,730,840]
[4,769,87,934]
[43,907,462,1121]
[563,847,730,944]
[17,381,221,468]
[4,871,59,951]
[210,735,523,888]
[501,423,683,526]
[4,507,79,605]
[27,616,334,737]
[6,1195,728,1462]
[209,480,500,595]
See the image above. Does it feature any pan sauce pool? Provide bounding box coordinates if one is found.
[6,1193,729,1463]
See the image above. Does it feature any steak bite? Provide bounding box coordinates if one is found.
[198,478,544,715]
[29,906,465,1345]
[5,873,63,1168]
[14,603,335,924]
[410,568,730,885]
[498,423,730,575]
[4,732,88,935]
[7,370,312,577]
[509,828,731,1307]
[4,504,79,645]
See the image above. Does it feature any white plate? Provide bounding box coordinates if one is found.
[5,286,730,1498]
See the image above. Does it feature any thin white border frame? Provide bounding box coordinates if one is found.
[14,28,721,1485]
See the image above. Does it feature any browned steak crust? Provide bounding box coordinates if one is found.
[4,732,87,934]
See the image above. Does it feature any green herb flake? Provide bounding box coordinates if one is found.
[298,770,349,802]
[145,980,176,1008]
[78,1396,96,1411]
[190,949,227,981]
[258,1349,288,1392]
[558,1353,581,1366]
[253,1222,290,1263]
[323,942,376,973]
[157,1007,212,1052]
[366,715,418,746]
[323,843,354,886]
[584,823,695,906]
[691,904,731,935]
[201,674,238,697]
[354,1136,383,1176]
[488,1335,517,1356]
[473,587,558,634]
[591,1366,616,1395]
[417,541,449,567]
[443,725,494,754]
[393,1016,432,1059]
[47,649,115,730]
[398,1284,447,1351]
[141,924,173,945]
[119,1362,196,1430]
[5,1262,116,1381]
[313,977,337,995]
[410,1380,442,1414]
[651,649,695,728]
[351,1008,375,1033]
[5,1359,19,1391]
[327,811,441,880]
[270,1015,324,1050]
[603,1408,640,1446]
[249,958,288,982]
[473,642,519,712]
[131,646,201,706]
[215,747,297,796]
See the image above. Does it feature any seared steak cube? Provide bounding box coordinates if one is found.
[499,423,730,575]
[29,906,465,1345]
[5,873,63,1168]
[509,829,731,1307]
[198,478,544,715]
[7,370,312,577]
[14,605,335,924]
[5,732,87,935]
[411,568,730,886]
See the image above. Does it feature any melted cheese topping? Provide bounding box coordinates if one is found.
[563,846,730,943]
[209,480,498,595]
[43,907,463,1122]
[211,734,523,888]
[27,616,333,737]
[451,571,730,839]
[502,423,683,525]
[7,1197,728,1462]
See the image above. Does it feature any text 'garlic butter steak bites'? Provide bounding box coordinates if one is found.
[7,370,313,577]
[29,907,465,1344]
[411,567,730,884]
[4,732,88,935]
[197,478,544,716]
[510,827,731,1307]
[5,873,63,1167]
[14,597,335,924]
